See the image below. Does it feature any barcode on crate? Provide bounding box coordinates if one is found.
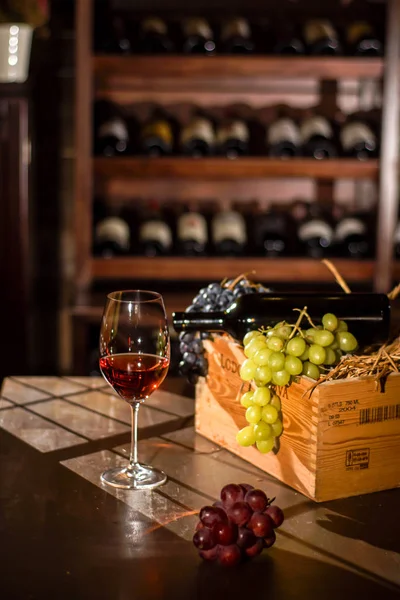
[359,404,400,425]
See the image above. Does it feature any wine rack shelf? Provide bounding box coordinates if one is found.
[93,157,379,180]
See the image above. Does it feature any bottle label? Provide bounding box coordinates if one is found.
[142,119,173,145]
[304,20,336,44]
[183,18,213,39]
[220,18,251,41]
[298,219,333,243]
[96,217,130,250]
[341,122,376,151]
[178,213,208,244]
[300,116,333,143]
[216,120,249,144]
[267,118,300,146]
[141,17,167,35]
[180,117,215,145]
[139,220,172,248]
[347,22,373,44]
[335,218,367,242]
[98,118,128,141]
[212,211,247,245]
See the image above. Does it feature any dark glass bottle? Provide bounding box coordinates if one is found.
[272,23,305,55]
[394,221,400,259]
[94,212,131,258]
[267,116,301,158]
[303,20,342,55]
[138,17,173,53]
[334,213,371,259]
[300,115,337,159]
[105,15,131,54]
[211,207,247,256]
[141,109,173,156]
[182,18,216,54]
[94,100,129,156]
[176,205,208,256]
[180,113,215,157]
[297,204,334,258]
[347,22,382,56]
[340,119,378,160]
[173,293,391,348]
[254,205,293,257]
[216,118,249,158]
[138,201,173,256]
[220,17,254,54]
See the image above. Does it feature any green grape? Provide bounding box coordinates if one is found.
[270,394,281,411]
[302,361,320,380]
[253,386,271,406]
[267,336,284,351]
[324,347,336,365]
[243,330,263,346]
[255,365,272,385]
[236,425,256,447]
[299,346,309,361]
[245,405,262,424]
[305,328,317,343]
[240,358,257,381]
[274,324,292,339]
[244,336,267,359]
[240,390,255,408]
[272,369,291,386]
[337,331,358,352]
[336,320,348,332]
[308,344,326,365]
[265,328,276,338]
[285,355,303,376]
[256,438,275,453]
[268,351,286,372]
[313,329,335,347]
[329,339,339,350]
[286,336,307,357]
[271,419,283,437]
[322,313,338,332]
[253,347,273,366]
[261,404,279,424]
[254,421,272,441]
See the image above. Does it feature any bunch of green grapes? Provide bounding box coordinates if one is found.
[236,312,358,454]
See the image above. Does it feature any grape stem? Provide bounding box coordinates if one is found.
[288,306,308,339]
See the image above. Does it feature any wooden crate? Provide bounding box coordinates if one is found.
[195,336,400,502]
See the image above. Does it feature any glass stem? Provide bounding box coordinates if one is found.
[129,402,140,469]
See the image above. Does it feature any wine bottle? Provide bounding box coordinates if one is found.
[94,100,129,157]
[141,109,173,156]
[173,292,391,348]
[254,205,293,257]
[139,202,172,256]
[220,17,254,54]
[182,18,216,54]
[297,204,334,258]
[300,115,337,159]
[212,208,247,256]
[272,23,305,55]
[180,114,215,157]
[267,117,301,158]
[138,17,173,53]
[340,120,377,160]
[303,20,342,55]
[177,206,208,256]
[216,118,249,158]
[94,215,130,258]
[334,214,370,259]
[347,22,382,56]
[106,15,131,54]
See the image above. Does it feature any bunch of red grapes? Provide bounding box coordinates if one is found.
[193,483,284,566]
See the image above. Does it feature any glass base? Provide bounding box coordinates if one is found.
[100,463,167,490]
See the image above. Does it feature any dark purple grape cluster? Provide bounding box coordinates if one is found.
[179,278,270,384]
[193,483,284,567]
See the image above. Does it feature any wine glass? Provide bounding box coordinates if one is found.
[99,290,170,490]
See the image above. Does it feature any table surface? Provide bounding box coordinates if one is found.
[1,376,400,600]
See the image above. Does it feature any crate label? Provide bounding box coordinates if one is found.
[326,398,360,427]
[345,447,370,470]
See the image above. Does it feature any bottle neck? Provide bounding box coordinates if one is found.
[173,312,226,333]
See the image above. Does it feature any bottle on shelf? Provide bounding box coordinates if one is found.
[340,118,378,160]
[254,203,293,257]
[267,113,301,158]
[300,114,337,159]
[137,17,174,53]
[180,111,215,157]
[271,23,305,55]
[303,20,342,55]
[173,292,391,349]
[182,18,216,54]
[93,210,131,258]
[334,212,371,259]
[211,205,247,256]
[140,108,174,156]
[104,15,132,54]
[216,116,249,158]
[297,203,335,258]
[220,17,254,54]
[94,100,129,157]
[346,22,383,56]
[138,201,173,256]
[176,204,208,256]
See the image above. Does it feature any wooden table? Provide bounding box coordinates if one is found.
[1,376,400,600]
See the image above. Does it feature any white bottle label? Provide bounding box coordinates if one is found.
[139,220,172,249]
[217,120,249,144]
[221,18,251,41]
[142,17,167,35]
[98,118,128,141]
[178,213,208,244]
[180,117,215,146]
[267,118,301,146]
[300,116,333,143]
[183,18,212,39]
[335,218,367,242]
[304,20,336,44]
[341,122,376,151]
[298,219,333,243]
[212,211,247,245]
[96,218,130,250]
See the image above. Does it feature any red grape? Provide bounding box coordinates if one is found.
[199,505,228,528]
[227,501,252,526]
[193,527,216,550]
[248,512,274,538]
[213,522,238,546]
[221,484,244,508]
[195,521,204,531]
[218,544,242,567]
[239,483,254,494]
[265,505,284,528]
[212,500,224,510]
[245,489,268,513]
[199,546,219,561]
[237,527,257,550]
[264,530,276,548]
[245,538,264,558]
